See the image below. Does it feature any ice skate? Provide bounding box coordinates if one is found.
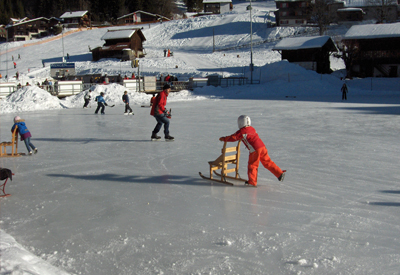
[278,170,286,182]
[151,132,161,141]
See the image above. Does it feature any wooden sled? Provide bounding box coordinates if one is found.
[199,140,247,185]
[0,127,23,157]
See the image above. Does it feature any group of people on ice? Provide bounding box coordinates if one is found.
[11,83,286,187]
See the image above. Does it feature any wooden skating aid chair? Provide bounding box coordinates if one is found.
[208,140,244,182]
[0,127,21,157]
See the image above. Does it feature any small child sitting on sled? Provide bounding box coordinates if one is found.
[219,115,286,187]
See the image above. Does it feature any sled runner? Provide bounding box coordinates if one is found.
[199,140,246,185]
[0,127,23,157]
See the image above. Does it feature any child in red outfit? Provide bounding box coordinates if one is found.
[219,115,286,187]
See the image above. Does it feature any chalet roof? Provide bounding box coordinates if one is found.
[273,36,337,51]
[337,8,364,12]
[345,0,397,7]
[117,10,170,21]
[344,22,400,40]
[60,11,88,19]
[203,0,232,3]
[101,29,146,41]
[6,17,49,28]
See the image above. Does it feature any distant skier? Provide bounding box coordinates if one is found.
[164,49,167,57]
[219,115,286,187]
[94,92,108,114]
[11,116,38,155]
[341,83,348,100]
[122,91,133,115]
[150,84,173,141]
[83,90,92,108]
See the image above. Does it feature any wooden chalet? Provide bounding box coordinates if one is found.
[342,22,400,77]
[274,0,312,26]
[91,28,146,61]
[6,17,50,41]
[60,11,90,28]
[117,11,170,25]
[203,0,233,14]
[273,36,338,74]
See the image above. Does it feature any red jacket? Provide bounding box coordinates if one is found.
[150,90,168,116]
[223,126,265,153]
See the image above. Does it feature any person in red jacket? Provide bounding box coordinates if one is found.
[219,115,285,187]
[150,84,174,141]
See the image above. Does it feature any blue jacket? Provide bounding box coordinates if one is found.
[95,95,106,104]
[11,122,31,140]
[122,94,129,103]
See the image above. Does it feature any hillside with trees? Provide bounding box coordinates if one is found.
[0,0,178,25]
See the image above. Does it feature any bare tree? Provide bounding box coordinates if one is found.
[335,37,360,78]
[365,0,397,23]
[311,0,334,35]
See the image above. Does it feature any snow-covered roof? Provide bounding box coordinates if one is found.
[117,10,170,21]
[203,0,232,3]
[6,17,49,28]
[345,0,397,7]
[273,36,335,51]
[337,8,364,12]
[344,22,400,40]
[101,29,145,41]
[60,11,88,19]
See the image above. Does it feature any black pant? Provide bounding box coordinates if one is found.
[342,92,347,100]
[95,103,105,114]
[83,98,90,108]
[125,103,132,113]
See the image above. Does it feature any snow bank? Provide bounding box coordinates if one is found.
[0,230,70,275]
[0,86,63,114]
[0,84,209,114]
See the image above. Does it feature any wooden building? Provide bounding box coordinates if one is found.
[0,25,6,42]
[60,11,90,28]
[117,11,170,25]
[273,36,338,74]
[203,0,233,14]
[274,0,312,26]
[342,22,400,77]
[6,17,50,41]
[91,28,146,61]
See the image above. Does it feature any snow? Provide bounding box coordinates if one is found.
[1,1,400,274]
[101,29,139,41]
[60,11,88,19]
[344,22,400,39]
[273,35,332,50]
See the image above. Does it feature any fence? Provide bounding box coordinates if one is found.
[0,83,16,99]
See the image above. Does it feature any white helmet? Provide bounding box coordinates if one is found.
[238,115,251,129]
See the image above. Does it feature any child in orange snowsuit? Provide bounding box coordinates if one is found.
[219,115,285,187]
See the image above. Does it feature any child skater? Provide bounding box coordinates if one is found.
[11,116,38,155]
[122,91,133,114]
[94,92,108,114]
[219,115,286,187]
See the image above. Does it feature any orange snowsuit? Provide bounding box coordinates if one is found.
[220,126,283,186]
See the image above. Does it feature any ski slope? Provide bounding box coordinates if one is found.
[2,1,400,274]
